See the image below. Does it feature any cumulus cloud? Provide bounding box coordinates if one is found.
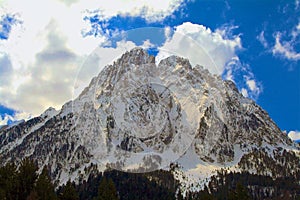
[0,5,138,117]
[0,0,149,118]
[76,0,186,22]
[0,53,13,85]
[0,19,80,114]
[58,0,80,6]
[287,130,300,141]
[156,22,242,75]
[154,22,263,100]
[155,22,263,100]
[0,19,136,115]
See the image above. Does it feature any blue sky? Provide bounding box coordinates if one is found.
[0,0,299,141]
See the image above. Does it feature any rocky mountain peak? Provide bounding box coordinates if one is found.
[158,55,192,70]
[0,48,299,189]
[115,47,155,66]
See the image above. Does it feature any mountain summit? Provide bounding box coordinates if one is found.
[0,48,299,190]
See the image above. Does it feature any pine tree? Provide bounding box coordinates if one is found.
[27,191,39,200]
[107,178,119,200]
[35,167,57,200]
[235,183,250,200]
[59,180,79,200]
[97,176,119,200]
[228,182,250,200]
[18,158,38,200]
[97,176,108,200]
[0,162,18,200]
[199,185,214,200]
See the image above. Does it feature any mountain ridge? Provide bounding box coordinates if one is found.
[0,47,299,191]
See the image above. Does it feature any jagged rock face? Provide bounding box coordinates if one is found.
[0,48,299,185]
[192,78,293,163]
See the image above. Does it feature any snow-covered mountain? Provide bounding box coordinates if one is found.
[0,48,299,190]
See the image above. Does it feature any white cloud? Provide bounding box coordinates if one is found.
[257,31,268,48]
[246,80,256,91]
[287,130,300,141]
[0,111,31,126]
[0,53,13,85]
[1,0,103,57]
[223,56,239,81]
[164,26,172,41]
[273,33,300,60]
[0,18,81,114]
[0,0,143,117]
[156,22,263,100]
[1,0,183,63]
[272,22,300,61]
[0,115,13,126]
[246,79,261,95]
[223,57,262,100]
[156,22,242,75]
[0,21,136,115]
[141,39,155,49]
[58,0,80,6]
[243,74,262,99]
[76,0,186,22]
[292,22,300,38]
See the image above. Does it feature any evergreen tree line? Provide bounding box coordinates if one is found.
[185,170,300,200]
[0,159,118,200]
[1,159,300,200]
[0,159,180,200]
[0,158,57,200]
[73,166,181,200]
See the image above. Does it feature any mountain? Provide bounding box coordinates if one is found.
[0,47,299,192]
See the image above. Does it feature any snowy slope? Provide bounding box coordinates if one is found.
[0,48,299,189]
